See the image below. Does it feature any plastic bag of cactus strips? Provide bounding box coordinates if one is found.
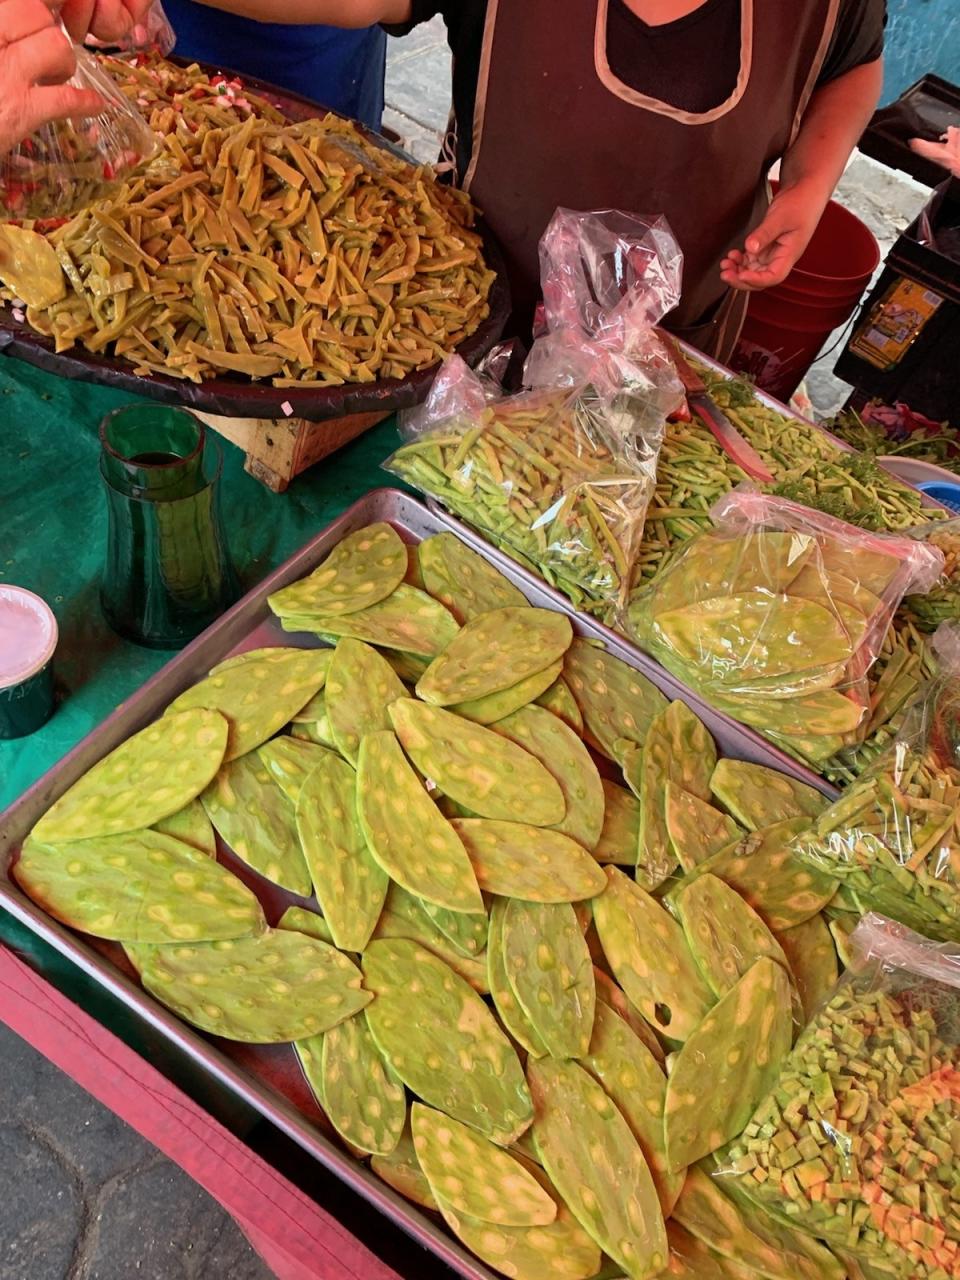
[384,209,685,619]
[0,36,158,223]
[717,913,960,1280]
[793,624,960,943]
[625,487,944,769]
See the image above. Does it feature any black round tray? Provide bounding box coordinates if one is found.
[0,59,511,422]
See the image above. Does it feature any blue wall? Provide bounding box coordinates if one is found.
[882,0,960,103]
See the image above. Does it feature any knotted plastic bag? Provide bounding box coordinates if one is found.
[386,208,685,617]
[0,36,158,222]
[627,488,944,767]
[717,913,960,1280]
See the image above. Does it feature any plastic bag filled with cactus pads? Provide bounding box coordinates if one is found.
[793,624,960,942]
[719,913,960,1280]
[626,488,944,770]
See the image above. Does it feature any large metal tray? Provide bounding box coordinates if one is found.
[0,60,511,424]
[0,488,839,1280]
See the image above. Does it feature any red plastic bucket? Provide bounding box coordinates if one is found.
[730,190,880,403]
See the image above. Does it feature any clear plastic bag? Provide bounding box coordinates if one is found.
[386,209,685,617]
[793,624,960,941]
[85,0,176,56]
[626,488,945,767]
[0,38,158,223]
[901,516,960,634]
[717,913,960,1280]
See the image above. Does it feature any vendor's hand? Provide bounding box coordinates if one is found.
[60,0,146,43]
[910,127,960,180]
[720,182,826,291]
[0,0,103,158]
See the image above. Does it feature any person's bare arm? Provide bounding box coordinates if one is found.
[180,0,410,25]
[721,57,883,290]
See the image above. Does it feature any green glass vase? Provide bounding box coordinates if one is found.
[99,406,239,649]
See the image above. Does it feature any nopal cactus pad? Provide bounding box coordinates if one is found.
[296,752,388,952]
[371,887,489,993]
[709,758,827,832]
[663,957,792,1170]
[257,736,335,808]
[674,873,791,999]
[166,650,329,761]
[153,798,217,857]
[267,522,408,618]
[411,1103,556,1227]
[285,585,459,658]
[15,830,264,943]
[664,782,742,873]
[592,867,715,1043]
[32,709,228,843]
[201,753,312,897]
[357,730,484,915]
[416,607,572,706]
[452,819,606,902]
[389,699,566,826]
[487,898,548,1058]
[317,1012,407,1155]
[450,659,563,726]
[136,928,371,1043]
[528,1057,667,1280]
[502,900,595,1059]
[325,638,407,764]
[493,704,604,850]
[594,780,642,866]
[563,638,668,762]
[418,532,529,624]
[362,938,532,1146]
[371,1123,439,1211]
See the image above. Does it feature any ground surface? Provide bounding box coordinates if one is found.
[0,24,936,1280]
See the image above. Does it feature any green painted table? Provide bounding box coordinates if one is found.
[0,355,406,810]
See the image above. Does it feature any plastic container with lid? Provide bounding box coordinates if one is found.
[0,586,58,739]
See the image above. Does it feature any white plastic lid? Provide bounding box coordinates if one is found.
[0,586,58,689]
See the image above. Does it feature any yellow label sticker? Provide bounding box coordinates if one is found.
[849,277,945,370]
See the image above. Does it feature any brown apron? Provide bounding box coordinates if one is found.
[464,0,840,361]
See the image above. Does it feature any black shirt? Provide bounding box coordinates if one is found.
[385,0,885,178]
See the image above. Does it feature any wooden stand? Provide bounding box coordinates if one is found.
[194,408,390,493]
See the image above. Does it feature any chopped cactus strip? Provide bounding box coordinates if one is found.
[675,818,838,932]
[166,650,329,761]
[201,754,312,897]
[325,638,407,764]
[581,1000,683,1219]
[15,830,264,944]
[412,1103,556,1227]
[535,676,584,735]
[450,659,562,726]
[317,1012,406,1155]
[563,638,668,762]
[417,606,572,707]
[502,900,595,1059]
[709,758,827,831]
[673,1170,836,1280]
[529,1057,667,1279]
[592,867,715,1042]
[280,585,459,658]
[137,928,370,1043]
[153,799,216,857]
[434,1153,601,1280]
[418,532,529,623]
[665,783,742,873]
[389,699,565,826]
[664,958,792,1170]
[371,886,489,993]
[774,913,839,1021]
[296,753,388,952]
[267,523,407,618]
[452,819,605,902]
[371,1123,438,1211]
[357,730,483,915]
[487,898,548,1058]
[493,704,604,849]
[594,780,642,866]
[257,736,334,807]
[277,905,334,945]
[593,968,665,1067]
[33,709,228,843]
[674,874,791,999]
[362,938,532,1146]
